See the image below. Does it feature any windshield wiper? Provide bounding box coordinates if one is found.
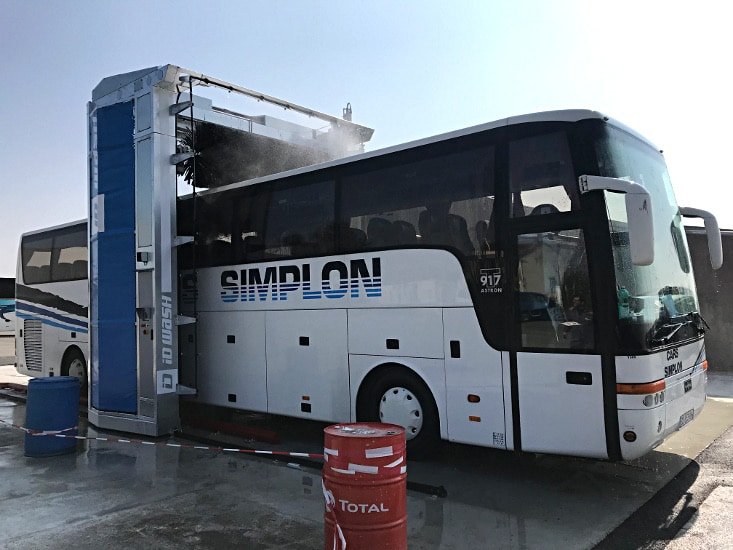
[650,322,685,346]
[689,311,710,333]
[649,311,708,346]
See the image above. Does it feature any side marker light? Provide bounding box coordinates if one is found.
[617,379,666,394]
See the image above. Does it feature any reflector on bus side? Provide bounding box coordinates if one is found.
[616,379,666,394]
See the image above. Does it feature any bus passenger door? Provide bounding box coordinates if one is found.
[510,228,607,458]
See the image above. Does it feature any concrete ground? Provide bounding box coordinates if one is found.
[597,420,733,550]
[2,333,733,549]
[0,334,15,367]
[666,486,733,550]
[0,363,28,388]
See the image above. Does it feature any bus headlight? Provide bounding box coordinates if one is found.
[642,391,664,407]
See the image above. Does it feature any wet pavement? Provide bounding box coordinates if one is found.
[2,393,733,549]
[2,333,733,549]
[1,399,324,549]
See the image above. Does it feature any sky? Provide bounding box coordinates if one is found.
[1,0,732,276]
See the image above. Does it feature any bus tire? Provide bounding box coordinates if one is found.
[61,347,87,395]
[359,368,441,460]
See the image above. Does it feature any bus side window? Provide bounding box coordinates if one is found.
[341,226,368,250]
[72,260,88,279]
[197,194,234,268]
[340,146,495,256]
[510,131,578,217]
[233,190,267,264]
[263,180,335,260]
[22,235,53,284]
[51,225,87,282]
[516,228,594,350]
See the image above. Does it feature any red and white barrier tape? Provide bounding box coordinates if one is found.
[0,418,79,436]
[0,418,324,459]
[322,478,347,550]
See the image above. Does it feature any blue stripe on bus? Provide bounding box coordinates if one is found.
[15,301,88,329]
[16,312,89,334]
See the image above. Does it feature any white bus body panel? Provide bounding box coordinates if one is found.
[618,369,706,460]
[662,368,706,436]
[348,308,444,359]
[188,250,480,444]
[194,311,267,412]
[517,353,607,458]
[616,339,707,460]
[267,309,349,422]
[15,278,89,378]
[196,249,472,311]
[615,339,704,384]
[443,307,506,448]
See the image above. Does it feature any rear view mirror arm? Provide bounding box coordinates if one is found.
[680,207,723,269]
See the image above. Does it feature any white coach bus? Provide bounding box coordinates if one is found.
[15,221,89,391]
[176,110,722,460]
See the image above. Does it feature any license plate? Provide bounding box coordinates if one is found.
[684,379,692,393]
[678,408,694,429]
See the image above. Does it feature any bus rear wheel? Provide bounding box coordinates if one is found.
[359,369,440,459]
[61,348,87,395]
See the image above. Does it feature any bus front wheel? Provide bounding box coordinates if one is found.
[61,348,87,395]
[359,369,440,459]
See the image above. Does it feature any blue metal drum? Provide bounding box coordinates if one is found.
[24,377,80,457]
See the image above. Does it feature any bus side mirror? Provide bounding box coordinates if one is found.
[680,207,723,269]
[579,175,654,266]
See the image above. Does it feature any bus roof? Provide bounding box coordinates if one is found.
[20,219,87,239]
[182,109,660,201]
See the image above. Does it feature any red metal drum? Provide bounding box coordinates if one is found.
[323,423,407,550]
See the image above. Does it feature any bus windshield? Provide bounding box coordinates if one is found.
[596,126,700,353]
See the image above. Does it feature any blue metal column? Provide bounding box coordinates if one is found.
[90,101,138,413]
